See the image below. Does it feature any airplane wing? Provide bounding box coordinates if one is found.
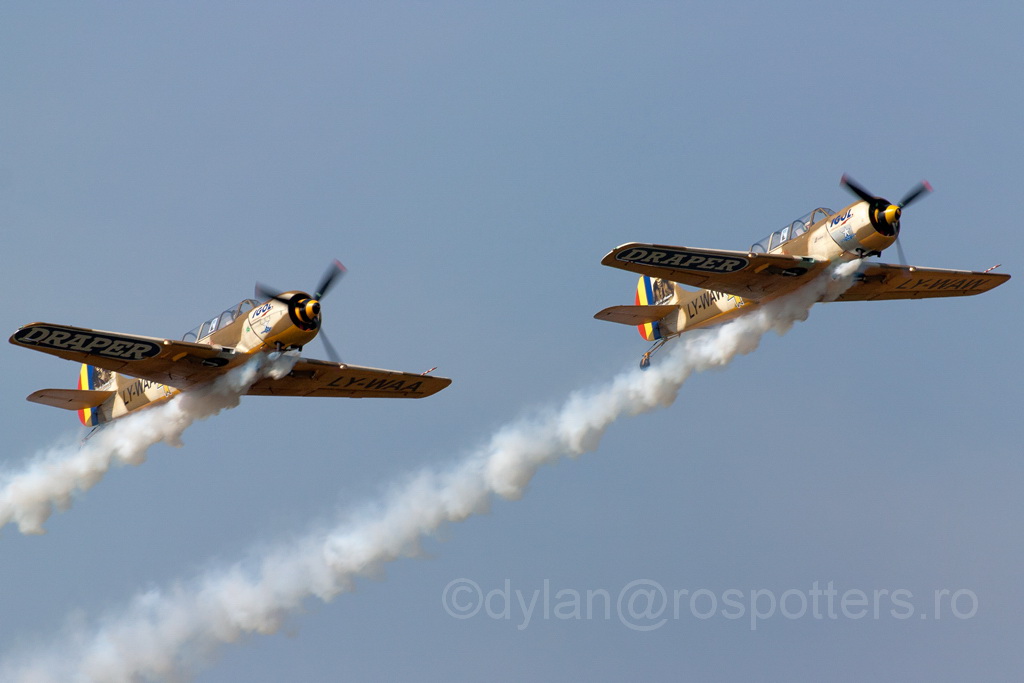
[9,322,245,389]
[245,358,451,398]
[601,243,828,300]
[834,263,1010,301]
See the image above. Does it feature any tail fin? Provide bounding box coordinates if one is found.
[76,364,112,426]
[634,276,679,341]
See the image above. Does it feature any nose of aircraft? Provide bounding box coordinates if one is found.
[253,260,346,359]
[840,175,931,238]
[880,204,902,234]
[292,296,321,330]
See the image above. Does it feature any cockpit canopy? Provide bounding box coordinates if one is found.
[749,207,834,253]
[182,299,260,343]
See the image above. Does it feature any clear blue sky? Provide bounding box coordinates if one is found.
[1,2,1021,680]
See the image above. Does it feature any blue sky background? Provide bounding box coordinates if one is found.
[1,2,1022,680]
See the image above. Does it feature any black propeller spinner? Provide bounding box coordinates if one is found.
[255,260,347,362]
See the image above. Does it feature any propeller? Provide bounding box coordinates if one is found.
[840,175,932,262]
[894,237,909,268]
[254,260,347,362]
[313,259,346,299]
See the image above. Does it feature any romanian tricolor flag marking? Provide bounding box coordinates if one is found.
[634,276,662,342]
[77,364,100,427]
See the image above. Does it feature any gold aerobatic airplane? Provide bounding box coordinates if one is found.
[596,176,1010,368]
[9,261,451,427]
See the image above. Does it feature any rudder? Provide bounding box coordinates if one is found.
[633,276,676,341]
[76,364,112,426]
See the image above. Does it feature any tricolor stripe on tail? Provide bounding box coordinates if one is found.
[634,276,663,342]
[77,364,102,426]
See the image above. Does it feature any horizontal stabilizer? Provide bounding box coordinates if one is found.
[27,389,115,411]
[594,304,676,326]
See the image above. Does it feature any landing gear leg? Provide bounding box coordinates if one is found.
[639,339,668,370]
[266,342,283,360]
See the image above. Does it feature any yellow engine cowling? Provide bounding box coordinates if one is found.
[825,201,897,257]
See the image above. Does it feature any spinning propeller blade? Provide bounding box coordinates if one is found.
[895,237,909,266]
[254,283,291,304]
[319,330,342,364]
[314,260,347,300]
[839,174,875,204]
[898,181,932,209]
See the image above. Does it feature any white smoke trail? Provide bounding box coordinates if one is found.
[0,353,298,535]
[1,263,861,682]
